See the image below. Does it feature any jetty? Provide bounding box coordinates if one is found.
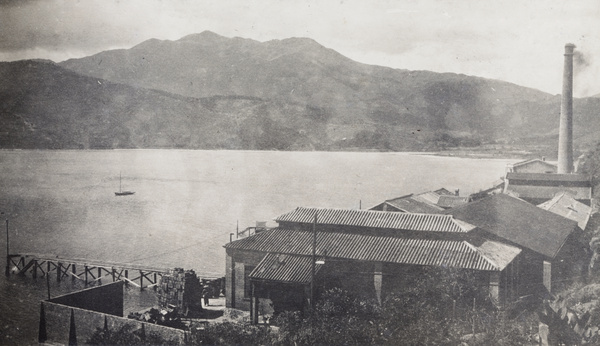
[7,253,171,290]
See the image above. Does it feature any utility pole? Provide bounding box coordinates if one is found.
[310,212,317,311]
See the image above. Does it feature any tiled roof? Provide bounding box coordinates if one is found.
[446,194,578,259]
[538,192,592,230]
[250,253,323,283]
[225,228,520,271]
[506,172,591,183]
[275,207,475,233]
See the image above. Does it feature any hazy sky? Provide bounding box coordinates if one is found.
[1,0,599,97]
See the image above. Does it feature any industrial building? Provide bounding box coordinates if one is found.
[223,195,589,323]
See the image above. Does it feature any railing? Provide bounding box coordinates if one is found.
[7,253,171,290]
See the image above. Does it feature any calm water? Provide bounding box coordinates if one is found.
[0,149,515,344]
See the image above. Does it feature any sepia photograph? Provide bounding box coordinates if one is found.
[1,0,599,344]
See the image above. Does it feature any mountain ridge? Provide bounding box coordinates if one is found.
[2,32,599,152]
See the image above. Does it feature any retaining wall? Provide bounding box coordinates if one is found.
[39,281,185,344]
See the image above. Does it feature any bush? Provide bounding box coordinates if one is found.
[189,322,272,345]
[87,324,178,346]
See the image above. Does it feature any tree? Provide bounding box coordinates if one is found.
[579,140,600,199]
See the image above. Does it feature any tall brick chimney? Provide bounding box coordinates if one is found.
[557,43,575,174]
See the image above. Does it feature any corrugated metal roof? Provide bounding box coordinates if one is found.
[538,192,592,230]
[275,207,475,233]
[250,253,322,283]
[225,228,520,271]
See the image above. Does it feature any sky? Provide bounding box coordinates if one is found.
[1,0,599,97]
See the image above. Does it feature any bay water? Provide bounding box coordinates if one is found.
[0,149,515,344]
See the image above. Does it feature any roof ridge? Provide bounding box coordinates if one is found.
[295,206,454,217]
[277,207,474,232]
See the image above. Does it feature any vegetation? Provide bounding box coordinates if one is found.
[579,140,600,271]
[86,267,541,345]
[188,268,538,346]
[87,324,179,346]
[543,140,600,344]
[579,140,600,199]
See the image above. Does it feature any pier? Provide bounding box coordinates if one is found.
[7,253,169,290]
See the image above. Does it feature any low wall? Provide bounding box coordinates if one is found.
[49,280,124,316]
[39,281,185,344]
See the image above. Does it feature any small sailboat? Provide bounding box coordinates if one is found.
[115,172,135,196]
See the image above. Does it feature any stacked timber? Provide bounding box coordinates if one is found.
[157,268,203,315]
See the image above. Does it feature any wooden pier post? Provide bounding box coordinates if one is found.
[153,273,157,291]
[33,260,38,279]
[57,262,62,282]
[71,264,76,283]
[139,270,143,290]
[98,267,102,285]
[85,266,88,286]
[112,268,116,282]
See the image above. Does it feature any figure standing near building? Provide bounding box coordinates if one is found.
[202,286,211,307]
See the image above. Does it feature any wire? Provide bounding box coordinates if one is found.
[126,228,235,263]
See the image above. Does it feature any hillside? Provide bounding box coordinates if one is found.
[0,60,330,150]
[59,31,600,151]
[2,31,600,151]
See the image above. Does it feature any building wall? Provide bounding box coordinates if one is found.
[226,253,235,308]
[516,251,545,297]
[226,249,267,310]
[552,231,589,292]
[226,246,526,312]
[321,260,377,298]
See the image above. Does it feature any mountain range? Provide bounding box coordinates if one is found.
[2,31,599,152]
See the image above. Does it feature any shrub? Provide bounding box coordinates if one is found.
[87,324,178,346]
[189,322,271,345]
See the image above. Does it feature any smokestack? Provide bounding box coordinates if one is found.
[557,43,575,174]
